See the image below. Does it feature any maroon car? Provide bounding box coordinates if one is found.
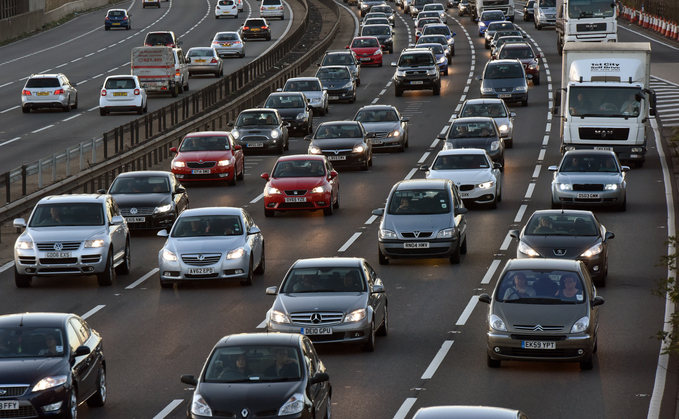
[171,131,244,185]
[494,42,541,85]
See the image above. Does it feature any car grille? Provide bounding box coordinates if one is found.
[513,325,564,332]
[371,132,390,138]
[241,136,270,142]
[0,405,38,419]
[308,332,349,342]
[39,258,78,265]
[187,161,216,169]
[38,267,80,273]
[388,247,445,255]
[181,254,222,266]
[290,312,344,325]
[284,190,308,196]
[120,207,155,216]
[494,87,514,93]
[210,410,236,418]
[321,149,352,154]
[278,203,316,209]
[511,334,567,341]
[36,242,81,251]
[18,256,36,265]
[573,184,604,191]
[458,184,474,191]
[185,273,220,279]
[578,127,629,141]
[81,255,102,264]
[0,385,29,397]
[401,232,433,238]
[405,70,429,76]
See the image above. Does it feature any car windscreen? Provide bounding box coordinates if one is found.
[416,44,443,54]
[422,26,450,36]
[273,159,326,177]
[497,270,586,303]
[461,103,507,117]
[354,109,399,123]
[495,37,524,49]
[568,86,642,118]
[488,22,515,31]
[284,80,321,92]
[110,176,170,194]
[499,46,534,59]
[316,68,350,79]
[187,49,215,57]
[484,63,524,79]
[204,345,302,383]
[0,327,65,359]
[558,154,620,173]
[244,19,266,27]
[29,203,104,227]
[423,4,443,10]
[265,95,305,109]
[179,136,231,151]
[417,35,447,45]
[398,53,434,66]
[281,267,366,293]
[145,33,173,45]
[262,0,280,4]
[448,121,496,138]
[215,33,239,41]
[525,214,598,236]
[236,112,278,126]
[387,189,451,215]
[315,124,362,139]
[322,54,354,66]
[417,12,440,19]
[432,154,490,170]
[371,6,392,13]
[481,11,505,20]
[351,38,379,48]
[365,18,390,25]
[362,26,390,36]
[25,78,60,88]
[417,19,440,29]
[171,215,243,237]
[105,78,136,89]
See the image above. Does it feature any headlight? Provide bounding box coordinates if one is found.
[387,129,401,137]
[154,204,172,214]
[162,249,177,262]
[379,228,397,239]
[231,129,240,139]
[479,22,486,28]
[375,50,382,55]
[580,242,603,257]
[570,316,589,333]
[342,81,354,89]
[498,124,509,133]
[344,308,367,322]
[296,113,307,121]
[437,228,454,238]
[490,140,500,151]
[438,57,446,64]
[173,160,185,168]
[32,376,67,392]
[312,186,326,193]
[84,239,105,248]
[558,183,573,191]
[518,241,540,257]
[266,186,282,195]
[490,314,506,331]
[528,64,538,70]
[190,393,213,417]
[217,159,231,167]
[515,86,527,92]
[309,145,322,154]
[311,97,321,103]
[353,144,365,153]
[16,240,33,250]
[395,70,406,77]
[279,393,305,416]
[426,69,438,76]
[226,247,245,259]
[604,184,619,190]
[478,180,494,189]
[270,310,290,324]
[271,130,280,139]
[481,87,493,93]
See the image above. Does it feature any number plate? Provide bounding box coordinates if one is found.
[0,401,19,410]
[267,6,276,8]
[222,43,232,46]
[522,341,556,349]
[187,267,215,274]
[302,327,332,335]
[113,22,120,25]
[577,193,600,199]
[247,143,264,148]
[360,57,371,61]
[251,28,260,31]
[404,242,429,248]
[192,169,211,174]
[372,140,384,145]
[410,80,424,85]
[125,217,145,223]
[113,92,127,96]
[194,59,206,63]
[594,147,613,151]
[285,197,307,202]
[37,92,49,96]
[329,96,339,100]
[460,192,470,197]
[45,252,71,258]
[499,94,512,98]
[327,155,346,161]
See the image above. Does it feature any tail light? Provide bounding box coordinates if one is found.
[134,89,141,95]
[260,6,264,10]
[54,89,64,95]
[105,17,110,21]
[216,5,221,8]
[233,40,241,44]
[176,69,181,76]
[122,16,128,20]
[262,26,269,30]
[22,90,31,96]
[210,58,218,63]
[101,90,107,96]
[278,5,283,9]
[243,26,249,30]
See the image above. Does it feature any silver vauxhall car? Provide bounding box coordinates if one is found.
[13,194,131,287]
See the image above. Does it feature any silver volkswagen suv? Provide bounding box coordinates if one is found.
[13,194,131,287]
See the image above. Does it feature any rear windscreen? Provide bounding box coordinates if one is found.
[26,78,60,88]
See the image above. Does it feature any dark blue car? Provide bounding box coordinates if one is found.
[477,9,505,36]
[104,9,131,30]
[415,43,449,75]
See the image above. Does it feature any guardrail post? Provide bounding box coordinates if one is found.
[136,121,140,144]
[38,159,43,189]
[5,172,10,204]
[92,138,97,164]
[52,154,57,183]
[80,143,84,171]
[21,165,27,197]
[162,111,167,132]
[103,132,108,159]
[130,121,135,145]
[158,112,162,133]
[114,128,119,154]
[145,115,150,138]
[66,147,71,177]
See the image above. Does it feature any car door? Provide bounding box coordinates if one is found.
[66,319,94,401]
[106,199,125,259]
[277,112,289,143]
[324,160,339,201]
[171,175,189,214]
[228,134,244,175]
[242,210,262,265]
[302,338,329,417]
[71,317,101,399]
[363,261,385,327]
[450,182,467,240]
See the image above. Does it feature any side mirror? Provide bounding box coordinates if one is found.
[454,207,468,215]
[419,165,429,171]
[452,32,456,36]
[174,187,186,194]
[227,122,234,127]
[170,147,178,153]
[605,232,615,241]
[552,106,559,116]
[73,345,91,357]
[478,293,491,304]
[261,173,270,181]
[233,145,242,151]
[248,226,261,235]
[401,117,410,122]
[265,286,278,295]
[111,215,125,225]
[372,208,384,216]
[526,74,533,80]
[372,283,385,293]
[304,135,313,141]
[13,218,26,229]
[157,230,169,237]
[276,88,283,92]
[591,296,605,307]
[510,112,516,118]
[493,162,503,170]
[548,165,558,171]
[509,229,520,239]
[180,374,198,386]
[97,189,107,194]
[310,372,330,385]
[475,76,482,81]
[437,133,446,140]
[391,62,397,67]
[554,90,562,103]
[345,45,350,49]
[329,170,338,179]
[621,166,630,172]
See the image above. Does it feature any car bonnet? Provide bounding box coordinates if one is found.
[275,293,367,314]
[381,212,455,233]
[521,234,601,258]
[199,379,305,414]
[493,299,589,332]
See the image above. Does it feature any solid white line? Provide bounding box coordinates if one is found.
[126,268,159,290]
[525,183,535,199]
[404,168,418,180]
[481,260,501,285]
[515,204,527,223]
[88,106,99,111]
[532,165,541,178]
[81,305,105,319]
[499,232,512,251]
[619,25,679,51]
[365,215,378,224]
[250,193,264,203]
[338,232,362,252]
[418,152,430,164]
[0,261,15,273]
[1,106,19,114]
[456,297,478,326]
[153,399,184,419]
[393,398,418,419]
[421,340,453,379]
[32,125,54,134]
[256,320,266,329]
[538,149,546,161]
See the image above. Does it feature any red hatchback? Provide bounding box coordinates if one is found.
[347,37,383,67]
[171,131,244,185]
[261,155,339,217]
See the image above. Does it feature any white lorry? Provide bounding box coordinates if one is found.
[131,46,179,97]
[553,42,657,167]
[555,0,617,55]
[471,0,515,22]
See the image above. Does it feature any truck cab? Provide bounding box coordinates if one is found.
[471,0,515,22]
[556,0,617,55]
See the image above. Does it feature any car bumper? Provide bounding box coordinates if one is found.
[459,186,497,203]
[236,137,284,152]
[105,21,129,28]
[281,118,310,133]
[378,237,459,259]
[100,96,143,112]
[487,331,595,363]
[215,10,238,16]
[264,192,333,212]
[22,96,69,109]
[394,77,439,91]
[15,248,108,276]
[326,88,354,102]
[242,30,270,39]
[267,321,372,345]
[158,257,251,282]
[120,212,176,230]
[370,134,404,150]
[260,10,284,18]
[320,153,368,168]
[172,165,236,181]
[357,56,382,65]
[7,382,74,419]
[551,188,625,208]
[214,46,244,57]
[188,64,220,74]
[481,91,527,103]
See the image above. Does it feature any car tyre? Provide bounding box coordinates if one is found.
[236,161,245,180]
[253,243,266,274]
[361,321,376,352]
[323,201,334,215]
[551,199,560,209]
[240,259,253,286]
[505,138,513,148]
[15,268,32,288]
[73,95,78,110]
[490,194,497,209]
[324,396,332,419]
[378,248,389,265]
[97,251,114,286]
[449,239,461,264]
[114,240,131,275]
[159,278,173,288]
[22,106,30,113]
[333,189,340,209]
[105,26,110,30]
[460,235,468,254]
[395,86,403,97]
[68,387,77,418]
[87,366,107,407]
[433,82,441,95]
[171,84,178,98]
[264,208,275,217]
[143,101,148,113]
[266,34,271,41]
[487,354,501,368]
[617,196,626,212]
[137,106,143,115]
[184,80,189,92]
[580,357,594,370]
[99,108,107,116]
[533,74,540,85]
[376,305,388,336]
[444,66,449,76]
[521,99,528,107]
[228,171,237,186]
[63,98,71,112]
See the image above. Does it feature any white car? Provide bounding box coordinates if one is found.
[421,149,503,208]
[99,75,147,116]
[215,0,238,18]
[260,0,284,19]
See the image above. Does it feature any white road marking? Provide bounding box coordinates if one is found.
[0,137,21,147]
[62,114,82,122]
[126,268,159,289]
[421,340,453,379]
[365,215,378,224]
[0,82,13,88]
[56,63,67,68]
[32,125,54,133]
[543,135,550,145]
[525,183,535,198]
[481,260,501,285]
[0,261,15,273]
[256,320,266,329]
[393,398,418,419]
[430,139,439,148]
[515,204,527,223]
[545,122,551,131]
[153,400,184,419]
[371,98,379,104]
[88,106,99,112]
[538,149,546,161]
[380,89,386,95]
[418,152,430,164]
[338,232,362,252]
[82,305,105,319]
[456,297,478,326]
[532,164,541,178]
[1,106,19,113]
[250,193,264,203]
[404,168,418,180]
[499,232,512,251]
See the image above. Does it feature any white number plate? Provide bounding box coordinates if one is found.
[328,156,346,161]
[302,327,332,335]
[594,147,613,151]
[460,192,470,197]
[410,80,424,85]
[372,140,384,145]
[125,217,145,223]
[248,143,264,148]
[499,94,512,98]
[329,96,339,100]
[187,267,215,274]
[522,341,556,349]
[45,252,71,258]
[577,193,600,199]
[404,242,429,248]
[192,169,211,174]
[285,197,307,202]
[0,401,19,410]
[360,57,371,61]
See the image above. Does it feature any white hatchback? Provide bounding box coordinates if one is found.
[260,0,284,19]
[99,75,147,116]
[215,0,238,18]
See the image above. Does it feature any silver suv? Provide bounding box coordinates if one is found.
[13,194,131,287]
[21,73,78,113]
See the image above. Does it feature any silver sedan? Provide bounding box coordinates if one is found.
[157,207,265,288]
[186,47,223,77]
[210,31,246,58]
[457,98,515,148]
[353,105,409,152]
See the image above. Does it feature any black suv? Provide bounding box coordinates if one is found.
[392,48,441,97]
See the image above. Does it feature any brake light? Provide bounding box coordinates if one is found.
[260,6,264,10]
[210,58,218,63]
[101,89,107,96]
[22,90,31,96]
[262,26,269,30]
[105,17,110,21]
[278,5,283,9]
[54,89,64,95]
[176,69,181,76]
[122,16,128,20]
[135,89,141,95]
[243,26,249,30]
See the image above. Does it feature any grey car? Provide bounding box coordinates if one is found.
[372,179,468,265]
[360,24,394,53]
[440,117,505,167]
[479,258,605,370]
[13,194,131,287]
[484,21,516,48]
[210,31,245,58]
[319,50,361,86]
[550,150,628,211]
[280,77,329,116]
[509,209,614,286]
[478,59,529,106]
[315,65,356,103]
[265,257,387,351]
[229,108,290,154]
[413,406,529,419]
[186,47,223,77]
[306,121,373,170]
[21,73,78,113]
[353,105,409,152]
[457,98,515,147]
[263,92,314,135]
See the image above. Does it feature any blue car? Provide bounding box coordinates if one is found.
[104,8,131,30]
[477,10,505,37]
[415,43,449,75]
[420,24,457,56]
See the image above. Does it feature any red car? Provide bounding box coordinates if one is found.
[347,36,383,67]
[494,42,541,85]
[261,155,339,217]
[170,131,244,185]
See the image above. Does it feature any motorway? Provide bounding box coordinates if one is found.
[0,0,677,418]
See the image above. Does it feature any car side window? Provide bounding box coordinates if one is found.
[66,323,82,352]
[363,262,376,287]
[71,318,91,343]
[242,210,254,231]
[303,339,318,377]
[450,184,462,209]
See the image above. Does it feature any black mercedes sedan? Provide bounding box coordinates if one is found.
[263,92,314,136]
[180,333,331,419]
[438,117,505,168]
[305,121,373,171]
[509,209,614,287]
[105,171,189,230]
[0,312,106,419]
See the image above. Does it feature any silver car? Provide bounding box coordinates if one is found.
[280,77,329,116]
[13,194,131,287]
[157,207,265,288]
[211,31,246,58]
[550,150,628,211]
[186,47,223,77]
[352,105,409,152]
[21,73,78,113]
[457,98,515,148]
[413,406,529,419]
[265,257,387,352]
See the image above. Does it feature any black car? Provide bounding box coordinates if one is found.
[457,0,469,15]
[360,24,394,54]
[230,108,290,154]
[239,18,271,41]
[180,333,331,419]
[105,171,189,230]
[0,312,106,419]
[438,117,505,167]
[305,121,373,170]
[509,210,614,286]
[392,48,441,97]
[446,0,459,6]
[264,92,314,136]
[314,65,357,103]
[524,0,535,20]
[318,50,361,85]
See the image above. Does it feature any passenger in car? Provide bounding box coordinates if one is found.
[503,272,536,300]
[555,274,582,300]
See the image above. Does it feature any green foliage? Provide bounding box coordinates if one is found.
[654,236,679,354]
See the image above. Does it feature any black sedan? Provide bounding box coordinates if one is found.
[229,108,290,154]
[239,18,271,41]
[438,117,505,168]
[509,209,614,286]
[524,0,535,20]
[180,333,331,419]
[314,65,356,104]
[105,171,189,230]
[306,121,373,171]
[0,312,106,418]
[263,92,314,136]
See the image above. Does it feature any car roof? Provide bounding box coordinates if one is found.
[463,98,506,106]
[105,75,138,80]
[529,209,596,218]
[504,258,584,271]
[115,171,171,178]
[107,8,127,12]
[292,257,365,268]
[401,48,434,55]
[241,108,279,114]
[27,74,63,79]
[184,131,233,137]
[413,406,522,419]
[395,178,449,190]
[179,207,243,217]
[436,148,488,157]
[268,92,306,98]
[487,59,523,66]
[500,42,533,50]
[325,50,354,55]
[364,24,391,29]
[216,332,301,347]
[37,194,107,204]
[276,154,326,162]
[319,121,361,127]
[0,312,74,328]
[562,149,617,157]
[453,116,496,123]
[286,77,321,82]
[357,105,398,111]
[317,65,351,71]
